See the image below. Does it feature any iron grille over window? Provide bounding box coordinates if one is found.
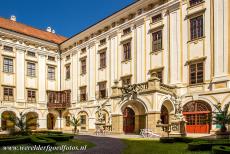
[189,62,204,85]
[190,15,203,40]
[152,30,162,52]
[80,115,86,124]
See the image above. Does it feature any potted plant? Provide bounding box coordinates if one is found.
[4,112,39,135]
[69,116,80,135]
[212,102,230,138]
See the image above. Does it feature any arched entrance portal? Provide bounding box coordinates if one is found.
[160,100,174,124]
[47,113,55,130]
[1,111,16,130]
[123,107,135,133]
[183,101,212,134]
[160,105,169,124]
[26,112,38,130]
[121,100,146,134]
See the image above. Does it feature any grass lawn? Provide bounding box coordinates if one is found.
[0,139,95,154]
[122,138,211,154]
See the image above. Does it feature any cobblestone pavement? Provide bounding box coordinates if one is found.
[70,135,126,154]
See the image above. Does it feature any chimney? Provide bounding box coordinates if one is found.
[10,15,16,21]
[52,29,55,34]
[46,27,52,32]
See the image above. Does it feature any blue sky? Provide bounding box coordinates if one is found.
[0,0,135,37]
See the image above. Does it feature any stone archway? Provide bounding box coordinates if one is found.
[26,112,38,130]
[1,111,16,130]
[121,100,146,134]
[160,105,169,124]
[77,111,89,131]
[183,101,212,134]
[160,100,175,124]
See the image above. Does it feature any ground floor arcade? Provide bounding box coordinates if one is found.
[0,92,229,134]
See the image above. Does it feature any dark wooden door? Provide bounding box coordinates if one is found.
[123,107,135,133]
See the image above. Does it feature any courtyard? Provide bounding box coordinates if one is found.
[0,132,229,154]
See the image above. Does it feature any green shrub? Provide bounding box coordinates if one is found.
[188,141,212,151]
[160,137,174,143]
[30,136,56,146]
[32,130,63,135]
[173,137,194,143]
[0,136,30,146]
[212,146,230,154]
[42,134,74,141]
[188,140,230,151]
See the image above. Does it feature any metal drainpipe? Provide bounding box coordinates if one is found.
[58,46,62,91]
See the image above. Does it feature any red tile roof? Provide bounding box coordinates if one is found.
[0,17,67,44]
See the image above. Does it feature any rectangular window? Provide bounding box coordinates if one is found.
[99,39,106,46]
[152,14,162,23]
[123,42,131,61]
[80,86,87,101]
[48,66,55,80]
[189,0,203,7]
[189,62,204,85]
[3,87,13,101]
[27,62,36,77]
[66,55,70,61]
[66,65,70,80]
[48,92,56,103]
[98,82,107,99]
[27,90,36,103]
[122,77,131,86]
[48,56,55,61]
[27,51,36,57]
[123,28,131,35]
[152,30,162,52]
[81,58,86,75]
[99,52,106,68]
[3,58,13,73]
[81,48,86,53]
[3,46,13,52]
[190,15,203,40]
[80,115,86,124]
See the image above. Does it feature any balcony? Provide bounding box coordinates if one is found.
[111,76,176,99]
[47,90,71,109]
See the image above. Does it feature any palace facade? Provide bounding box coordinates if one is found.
[0,0,230,134]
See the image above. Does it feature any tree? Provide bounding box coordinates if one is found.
[4,112,39,135]
[70,116,80,134]
[213,103,230,132]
